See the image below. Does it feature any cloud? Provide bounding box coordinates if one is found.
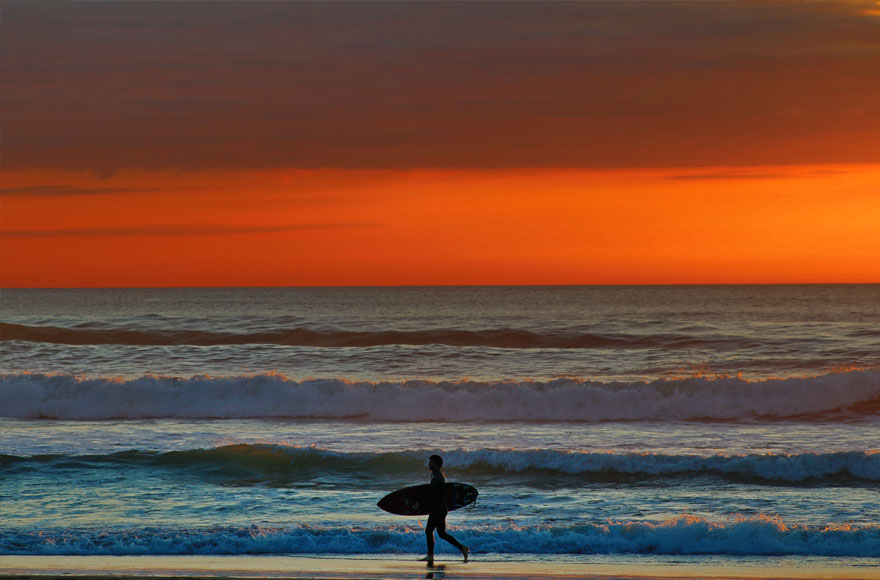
[3,1,880,172]
[1,185,159,197]
[666,173,788,181]
[665,166,868,181]
[0,222,380,238]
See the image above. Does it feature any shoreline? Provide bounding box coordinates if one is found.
[2,556,879,580]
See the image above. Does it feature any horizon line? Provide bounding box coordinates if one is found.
[2,282,878,291]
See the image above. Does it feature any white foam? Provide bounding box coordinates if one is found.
[1,370,878,421]
[3,516,879,556]
[439,448,880,481]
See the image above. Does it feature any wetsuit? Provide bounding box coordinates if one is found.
[425,469,464,553]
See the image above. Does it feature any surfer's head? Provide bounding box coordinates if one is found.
[428,454,443,471]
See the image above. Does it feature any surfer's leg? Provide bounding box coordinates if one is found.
[435,515,465,551]
[423,514,436,562]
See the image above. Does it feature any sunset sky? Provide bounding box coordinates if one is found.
[2,1,879,286]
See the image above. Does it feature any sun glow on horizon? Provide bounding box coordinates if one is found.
[2,165,879,287]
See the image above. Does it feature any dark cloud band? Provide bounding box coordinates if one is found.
[0,223,380,238]
[1,185,160,197]
[3,1,880,172]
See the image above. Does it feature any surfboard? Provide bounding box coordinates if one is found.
[377,482,478,516]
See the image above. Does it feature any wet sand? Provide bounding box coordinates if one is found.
[2,556,879,580]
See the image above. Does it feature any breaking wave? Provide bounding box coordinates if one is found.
[3,516,879,556]
[3,446,878,484]
[2,370,879,421]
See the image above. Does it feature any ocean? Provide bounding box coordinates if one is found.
[1,285,879,569]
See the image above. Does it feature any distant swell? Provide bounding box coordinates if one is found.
[3,516,879,556]
[3,446,879,484]
[2,370,879,422]
[0,322,756,349]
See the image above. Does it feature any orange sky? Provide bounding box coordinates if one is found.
[2,2,880,286]
[3,165,879,286]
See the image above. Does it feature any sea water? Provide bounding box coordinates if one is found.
[1,286,879,565]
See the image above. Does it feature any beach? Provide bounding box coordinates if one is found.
[4,555,880,580]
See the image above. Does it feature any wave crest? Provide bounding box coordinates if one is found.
[3,446,878,484]
[0,321,756,349]
[3,516,879,556]
[2,370,878,422]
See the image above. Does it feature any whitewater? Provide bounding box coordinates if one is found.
[3,371,880,421]
[1,286,879,563]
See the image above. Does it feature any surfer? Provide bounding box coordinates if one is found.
[422,454,469,564]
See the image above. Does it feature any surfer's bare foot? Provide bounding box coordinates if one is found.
[461,546,469,562]
[419,556,434,564]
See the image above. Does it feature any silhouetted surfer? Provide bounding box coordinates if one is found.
[422,454,469,564]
